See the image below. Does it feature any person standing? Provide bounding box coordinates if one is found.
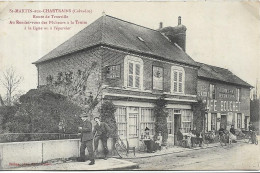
[249,122,256,144]
[93,117,111,160]
[229,125,237,143]
[78,113,95,165]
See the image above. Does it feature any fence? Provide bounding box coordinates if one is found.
[0,133,79,143]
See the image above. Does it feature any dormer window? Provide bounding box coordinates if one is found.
[137,36,144,42]
[171,66,185,94]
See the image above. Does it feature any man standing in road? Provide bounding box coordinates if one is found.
[93,117,110,160]
[78,113,95,165]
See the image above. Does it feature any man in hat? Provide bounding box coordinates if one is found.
[78,112,95,165]
[93,117,111,160]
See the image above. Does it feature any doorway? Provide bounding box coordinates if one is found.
[220,115,227,129]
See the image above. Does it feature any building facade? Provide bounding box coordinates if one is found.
[33,15,252,148]
[197,63,252,132]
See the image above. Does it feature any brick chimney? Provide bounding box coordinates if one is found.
[159,22,163,29]
[158,16,187,51]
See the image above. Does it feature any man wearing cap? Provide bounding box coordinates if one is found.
[78,113,95,165]
[93,117,111,160]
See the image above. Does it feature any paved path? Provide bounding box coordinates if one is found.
[7,158,138,170]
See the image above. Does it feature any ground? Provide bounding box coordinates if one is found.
[126,142,260,170]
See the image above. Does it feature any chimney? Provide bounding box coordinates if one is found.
[159,16,187,51]
[159,22,163,29]
[178,16,181,25]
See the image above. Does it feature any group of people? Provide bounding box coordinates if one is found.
[177,128,203,148]
[141,127,163,153]
[78,112,111,165]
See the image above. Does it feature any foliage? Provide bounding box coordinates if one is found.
[99,101,117,138]
[192,98,207,133]
[4,88,82,142]
[153,95,168,144]
[0,105,18,131]
[46,61,102,118]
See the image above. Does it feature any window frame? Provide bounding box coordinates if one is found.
[124,55,144,90]
[211,113,217,131]
[171,66,185,94]
[236,88,241,102]
[209,84,216,99]
[237,113,242,129]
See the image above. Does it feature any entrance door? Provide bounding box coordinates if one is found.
[220,115,227,129]
[174,114,181,145]
[129,113,139,138]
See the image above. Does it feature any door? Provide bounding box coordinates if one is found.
[129,113,139,138]
[220,115,227,129]
[174,114,181,145]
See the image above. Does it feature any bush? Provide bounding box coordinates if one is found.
[4,88,82,142]
[99,101,117,138]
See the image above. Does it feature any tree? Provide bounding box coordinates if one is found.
[45,61,102,118]
[154,95,168,145]
[0,67,23,106]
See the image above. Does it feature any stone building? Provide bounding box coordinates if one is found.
[33,15,252,147]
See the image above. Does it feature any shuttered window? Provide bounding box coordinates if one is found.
[127,61,141,88]
[172,67,185,93]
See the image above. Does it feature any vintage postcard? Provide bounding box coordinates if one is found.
[0,1,259,171]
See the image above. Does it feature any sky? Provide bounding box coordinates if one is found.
[0,1,259,97]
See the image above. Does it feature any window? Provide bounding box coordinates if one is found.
[140,108,155,135]
[211,113,217,131]
[171,66,185,93]
[153,66,163,90]
[209,84,216,99]
[237,113,242,129]
[236,88,241,102]
[124,56,143,90]
[106,65,120,79]
[115,107,127,138]
[182,110,192,133]
[167,109,174,135]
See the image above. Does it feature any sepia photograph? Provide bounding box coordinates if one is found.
[0,1,259,171]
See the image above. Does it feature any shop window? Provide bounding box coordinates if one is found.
[115,107,127,138]
[106,65,120,79]
[167,109,174,135]
[129,113,138,137]
[140,108,155,135]
[237,113,242,129]
[182,110,192,133]
[209,84,216,99]
[236,88,241,102]
[171,66,185,94]
[153,66,163,90]
[124,56,143,90]
[211,113,217,131]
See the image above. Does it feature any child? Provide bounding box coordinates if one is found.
[155,131,163,150]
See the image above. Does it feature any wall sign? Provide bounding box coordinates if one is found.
[153,66,163,90]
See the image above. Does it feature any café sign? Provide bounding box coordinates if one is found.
[205,99,241,112]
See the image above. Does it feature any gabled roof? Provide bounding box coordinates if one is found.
[33,15,198,67]
[198,62,252,88]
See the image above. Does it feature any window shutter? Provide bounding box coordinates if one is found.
[179,72,183,92]
[173,71,178,92]
[135,64,140,88]
[128,63,133,87]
